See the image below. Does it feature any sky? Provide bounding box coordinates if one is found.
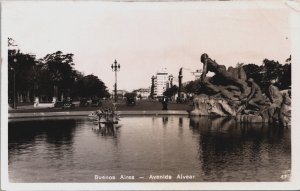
[2,1,291,92]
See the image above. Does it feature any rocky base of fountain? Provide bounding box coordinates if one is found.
[188,53,291,126]
[190,94,236,116]
[190,94,291,126]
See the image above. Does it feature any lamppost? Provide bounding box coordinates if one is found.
[168,74,173,88]
[11,58,17,109]
[111,59,120,103]
[178,68,183,99]
[33,66,38,98]
[151,75,155,99]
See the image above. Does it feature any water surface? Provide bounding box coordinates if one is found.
[8,116,291,182]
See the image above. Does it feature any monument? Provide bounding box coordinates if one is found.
[190,53,291,126]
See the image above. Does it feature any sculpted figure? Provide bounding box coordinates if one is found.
[279,92,291,127]
[191,53,287,124]
[244,78,266,110]
[201,79,241,100]
[200,53,248,96]
[266,80,283,122]
[268,80,283,107]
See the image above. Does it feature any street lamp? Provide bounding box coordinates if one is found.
[11,58,17,109]
[111,59,120,103]
[168,74,173,88]
[178,68,183,99]
[151,75,156,99]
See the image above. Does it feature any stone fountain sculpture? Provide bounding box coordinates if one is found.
[190,53,291,126]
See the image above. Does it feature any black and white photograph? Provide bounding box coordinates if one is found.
[1,0,300,190]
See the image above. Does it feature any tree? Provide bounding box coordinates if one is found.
[74,74,110,98]
[243,64,262,83]
[70,70,84,98]
[184,80,201,94]
[124,92,137,98]
[8,38,113,103]
[41,51,76,100]
[8,47,36,102]
[279,56,291,90]
[163,85,178,98]
[263,59,282,79]
[243,58,291,93]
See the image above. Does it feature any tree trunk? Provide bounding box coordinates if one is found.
[27,90,30,102]
[17,92,21,103]
[17,92,19,103]
[54,85,58,98]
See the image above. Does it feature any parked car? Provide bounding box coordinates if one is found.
[126,97,136,106]
[79,98,90,107]
[176,97,186,104]
[91,98,102,107]
[54,101,64,108]
[62,99,75,109]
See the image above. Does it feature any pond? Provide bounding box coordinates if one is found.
[8,116,291,182]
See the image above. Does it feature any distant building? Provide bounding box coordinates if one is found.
[111,89,128,99]
[134,88,151,99]
[193,69,202,80]
[117,90,127,99]
[153,68,170,98]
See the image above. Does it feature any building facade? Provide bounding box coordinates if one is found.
[134,88,151,99]
[111,89,128,99]
[153,68,169,98]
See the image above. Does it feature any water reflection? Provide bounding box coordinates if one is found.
[162,116,169,127]
[9,119,77,164]
[179,117,183,128]
[8,116,291,182]
[91,123,120,137]
[9,119,76,150]
[189,117,291,181]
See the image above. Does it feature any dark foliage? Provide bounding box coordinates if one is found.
[243,58,291,93]
[124,92,137,98]
[74,74,110,99]
[184,80,201,94]
[8,49,36,101]
[8,38,110,102]
[163,85,178,98]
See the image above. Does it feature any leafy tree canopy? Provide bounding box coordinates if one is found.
[8,38,110,102]
[163,85,178,98]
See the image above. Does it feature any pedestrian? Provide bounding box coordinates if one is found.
[162,96,168,110]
